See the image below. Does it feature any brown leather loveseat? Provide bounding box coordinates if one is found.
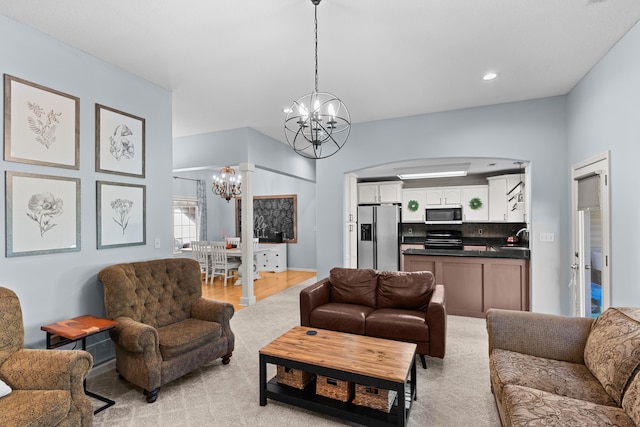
[300,267,446,368]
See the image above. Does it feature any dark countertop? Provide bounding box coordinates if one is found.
[401,236,530,260]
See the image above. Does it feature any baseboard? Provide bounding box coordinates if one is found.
[287,268,317,273]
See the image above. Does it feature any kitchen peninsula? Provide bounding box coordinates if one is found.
[403,242,529,318]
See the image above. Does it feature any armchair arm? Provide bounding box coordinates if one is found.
[426,284,446,358]
[300,278,331,326]
[109,316,159,355]
[191,298,234,325]
[486,308,594,364]
[0,349,92,397]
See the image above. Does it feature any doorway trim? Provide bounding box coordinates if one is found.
[571,151,611,317]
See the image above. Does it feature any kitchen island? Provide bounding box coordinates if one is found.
[403,245,529,318]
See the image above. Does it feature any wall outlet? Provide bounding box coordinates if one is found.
[408,228,413,235]
[539,232,555,242]
[154,238,161,249]
[478,228,483,235]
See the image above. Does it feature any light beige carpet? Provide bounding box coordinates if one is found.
[89,278,500,426]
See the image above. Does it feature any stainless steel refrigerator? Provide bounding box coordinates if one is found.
[357,204,400,270]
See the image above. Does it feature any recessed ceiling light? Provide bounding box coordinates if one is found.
[483,72,499,81]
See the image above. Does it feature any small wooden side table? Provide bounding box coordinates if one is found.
[41,315,118,414]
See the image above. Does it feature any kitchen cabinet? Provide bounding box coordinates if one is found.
[344,174,358,268]
[401,189,427,222]
[400,243,424,271]
[404,254,529,318]
[425,187,461,206]
[488,174,526,222]
[462,186,489,222]
[257,243,287,273]
[357,182,402,204]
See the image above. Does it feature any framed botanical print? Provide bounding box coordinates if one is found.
[97,181,146,249]
[95,104,145,177]
[5,171,81,257]
[3,74,80,169]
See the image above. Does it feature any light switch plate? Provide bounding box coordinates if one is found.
[154,238,161,249]
[539,232,555,242]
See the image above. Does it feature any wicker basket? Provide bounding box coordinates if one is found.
[276,366,315,389]
[353,384,398,413]
[316,375,354,402]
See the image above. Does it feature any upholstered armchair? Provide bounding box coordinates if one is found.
[0,287,94,426]
[98,258,235,403]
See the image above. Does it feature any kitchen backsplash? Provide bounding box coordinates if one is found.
[401,222,528,241]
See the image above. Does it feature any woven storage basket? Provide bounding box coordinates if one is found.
[276,366,315,389]
[316,375,354,402]
[353,384,398,413]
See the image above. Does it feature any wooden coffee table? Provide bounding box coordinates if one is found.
[259,326,417,426]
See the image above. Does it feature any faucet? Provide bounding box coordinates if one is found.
[515,227,529,239]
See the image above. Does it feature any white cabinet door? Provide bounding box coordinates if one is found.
[358,183,379,204]
[426,187,462,206]
[401,189,426,222]
[488,174,526,222]
[488,176,508,221]
[257,244,287,272]
[378,182,403,203]
[462,186,489,221]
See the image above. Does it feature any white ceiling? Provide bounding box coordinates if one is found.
[2,0,640,150]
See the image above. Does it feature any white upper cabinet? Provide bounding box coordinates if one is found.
[488,174,526,222]
[401,189,427,222]
[425,187,462,206]
[358,182,403,204]
[462,186,489,222]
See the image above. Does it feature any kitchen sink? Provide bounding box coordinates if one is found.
[497,245,529,251]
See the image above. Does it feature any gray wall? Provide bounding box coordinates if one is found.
[567,21,640,307]
[0,15,174,349]
[316,97,570,315]
[173,128,317,269]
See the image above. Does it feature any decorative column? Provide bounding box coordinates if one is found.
[239,162,256,306]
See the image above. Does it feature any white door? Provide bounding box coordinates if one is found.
[571,152,610,318]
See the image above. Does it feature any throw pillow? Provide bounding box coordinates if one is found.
[329,267,378,307]
[584,307,640,405]
[377,270,435,311]
[0,379,11,398]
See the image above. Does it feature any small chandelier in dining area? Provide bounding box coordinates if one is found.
[284,0,351,159]
[212,166,241,203]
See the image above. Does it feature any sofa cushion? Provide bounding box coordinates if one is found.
[0,389,70,427]
[329,267,378,307]
[622,369,640,426]
[502,384,635,427]
[584,307,640,405]
[490,349,617,408]
[377,271,434,311]
[365,308,428,343]
[309,303,374,335]
[158,318,222,360]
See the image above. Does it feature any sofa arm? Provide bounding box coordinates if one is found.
[0,348,92,395]
[300,278,331,326]
[192,298,234,325]
[426,284,446,358]
[486,308,594,364]
[109,316,159,355]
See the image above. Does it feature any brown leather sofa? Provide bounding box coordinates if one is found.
[300,267,446,368]
[98,258,235,403]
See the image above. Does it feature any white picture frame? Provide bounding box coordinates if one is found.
[97,181,146,249]
[96,104,145,177]
[5,171,81,257]
[4,74,80,169]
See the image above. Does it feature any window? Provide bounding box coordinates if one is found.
[173,198,198,251]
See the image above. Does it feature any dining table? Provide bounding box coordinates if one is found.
[182,244,273,285]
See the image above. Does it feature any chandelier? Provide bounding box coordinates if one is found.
[212,166,241,203]
[284,0,350,159]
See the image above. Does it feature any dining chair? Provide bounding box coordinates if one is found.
[210,241,241,286]
[226,237,240,248]
[191,241,212,284]
[253,238,260,248]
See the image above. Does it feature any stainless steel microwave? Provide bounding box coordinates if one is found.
[425,205,463,224]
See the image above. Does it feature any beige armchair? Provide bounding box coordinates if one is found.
[98,258,235,403]
[0,287,94,426]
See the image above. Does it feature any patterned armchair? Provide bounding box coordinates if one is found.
[0,287,94,426]
[98,258,235,403]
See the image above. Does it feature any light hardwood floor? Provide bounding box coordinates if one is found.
[200,270,317,311]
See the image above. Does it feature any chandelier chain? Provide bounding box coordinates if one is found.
[314,3,318,93]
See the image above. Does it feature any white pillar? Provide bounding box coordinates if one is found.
[239,162,256,306]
